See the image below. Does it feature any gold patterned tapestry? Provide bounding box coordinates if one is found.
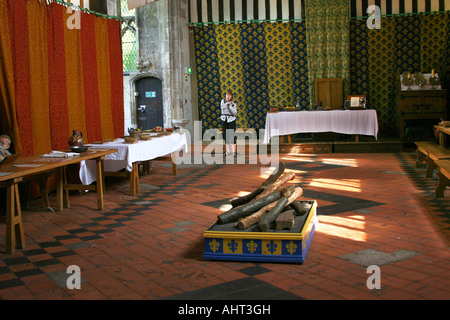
[194,22,310,133]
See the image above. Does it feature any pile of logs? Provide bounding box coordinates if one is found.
[217,162,306,232]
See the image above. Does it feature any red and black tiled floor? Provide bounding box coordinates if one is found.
[0,152,449,300]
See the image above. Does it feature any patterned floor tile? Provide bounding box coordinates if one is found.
[0,152,449,300]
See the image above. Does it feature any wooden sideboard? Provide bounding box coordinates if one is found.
[397,89,446,142]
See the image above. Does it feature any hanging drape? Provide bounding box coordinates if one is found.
[350,13,450,136]
[191,6,450,137]
[305,0,350,109]
[1,0,124,157]
[193,21,310,133]
[0,0,21,155]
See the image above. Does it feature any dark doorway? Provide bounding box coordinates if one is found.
[135,77,163,130]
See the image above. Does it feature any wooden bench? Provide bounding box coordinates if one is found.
[435,160,450,197]
[415,141,450,178]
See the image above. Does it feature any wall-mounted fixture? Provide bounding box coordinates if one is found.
[136,59,152,73]
[184,66,192,81]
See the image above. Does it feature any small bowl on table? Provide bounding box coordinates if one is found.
[70,145,88,153]
[139,133,151,140]
[124,136,137,143]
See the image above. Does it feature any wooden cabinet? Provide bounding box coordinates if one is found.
[397,89,446,142]
[315,78,343,109]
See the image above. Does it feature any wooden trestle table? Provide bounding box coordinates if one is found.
[0,149,117,254]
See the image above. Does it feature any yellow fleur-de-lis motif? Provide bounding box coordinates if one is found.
[247,240,258,254]
[286,241,297,255]
[209,239,220,253]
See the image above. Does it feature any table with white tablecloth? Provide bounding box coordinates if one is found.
[263,109,379,144]
[79,132,189,194]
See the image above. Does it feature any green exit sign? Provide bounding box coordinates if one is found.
[145,91,156,98]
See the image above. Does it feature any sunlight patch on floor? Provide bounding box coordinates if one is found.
[317,215,367,242]
[321,158,358,167]
[309,178,362,193]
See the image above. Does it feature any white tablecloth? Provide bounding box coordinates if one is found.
[263,109,379,144]
[79,133,189,185]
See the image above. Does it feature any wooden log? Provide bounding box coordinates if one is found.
[276,210,295,230]
[235,199,277,230]
[290,200,312,216]
[217,190,281,224]
[278,184,296,198]
[259,197,288,231]
[252,172,295,201]
[260,162,286,188]
[235,185,296,230]
[230,187,263,207]
[259,187,303,231]
[230,162,285,207]
[237,186,303,230]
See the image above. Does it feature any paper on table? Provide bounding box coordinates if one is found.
[42,151,80,158]
[0,172,13,176]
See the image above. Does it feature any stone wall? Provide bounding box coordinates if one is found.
[115,0,195,141]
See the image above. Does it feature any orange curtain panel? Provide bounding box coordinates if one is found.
[28,0,52,155]
[8,0,34,157]
[80,13,103,144]
[63,5,86,147]
[108,18,125,139]
[95,18,115,140]
[0,0,21,154]
[48,3,71,151]
[1,0,124,156]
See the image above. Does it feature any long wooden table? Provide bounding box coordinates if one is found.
[0,149,116,254]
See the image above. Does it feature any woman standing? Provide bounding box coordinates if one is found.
[220,91,238,155]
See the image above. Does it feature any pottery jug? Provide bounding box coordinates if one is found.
[68,130,84,146]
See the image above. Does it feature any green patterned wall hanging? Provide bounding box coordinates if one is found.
[305,0,351,109]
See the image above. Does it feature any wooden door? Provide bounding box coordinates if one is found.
[135,77,163,130]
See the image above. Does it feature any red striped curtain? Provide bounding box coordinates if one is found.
[0,0,21,155]
[2,0,124,157]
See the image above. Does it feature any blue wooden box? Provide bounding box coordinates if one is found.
[203,201,317,264]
